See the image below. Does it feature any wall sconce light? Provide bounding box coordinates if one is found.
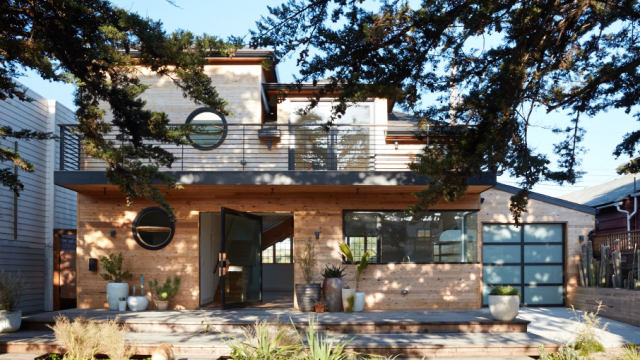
[579,235,585,242]
[103,187,107,196]
[401,289,409,295]
[110,230,116,238]
[267,140,273,150]
[271,188,274,197]
[89,258,98,272]
[480,197,485,204]
[394,141,399,150]
[240,159,247,166]
[315,231,321,240]
[356,188,359,197]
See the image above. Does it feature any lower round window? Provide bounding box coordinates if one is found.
[186,108,227,150]
[132,207,175,250]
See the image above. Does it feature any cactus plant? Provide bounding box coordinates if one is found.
[578,261,585,287]
[581,244,589,287]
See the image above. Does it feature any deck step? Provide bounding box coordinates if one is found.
[21,309,530,334]
[0,330,560,358]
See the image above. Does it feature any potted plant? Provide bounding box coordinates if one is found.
[148,276,181,310]
[99,253,133,310]
[488,285,521,321]
[321,264,345,312]
[118,297,127,311]
[0,270,25,333]
[314,300,327,313]
[339,243,373,312]
[295,237,320,312]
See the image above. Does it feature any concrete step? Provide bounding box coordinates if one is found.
[0,330,560,358]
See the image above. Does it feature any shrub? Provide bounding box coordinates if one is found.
[571,304,607,356]
[538,344,586,360]
[148,276,181,301]
[0,270,25,312]
[624,343,640,360]
[489,285,521,296]
[297,316,356,360]
[223,319,301,360]
[321,264,346,278]
[99,253,132,283]
[297,238,317,284]
[48,314,137,360]
[338,243,373,292]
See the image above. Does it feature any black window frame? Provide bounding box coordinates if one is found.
[342,210,480,265]
[185,107,228,151]
[132,207,175,250]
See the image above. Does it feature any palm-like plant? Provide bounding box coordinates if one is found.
[338,243,373,292]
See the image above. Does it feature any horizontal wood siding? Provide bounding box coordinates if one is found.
[478,189,595,306]
[76,185,483,310]
[568,287,640,326]
[0,241,45,313]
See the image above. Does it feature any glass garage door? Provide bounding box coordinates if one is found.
[482,224,564,306]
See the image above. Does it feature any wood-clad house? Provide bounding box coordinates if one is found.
[54,49,595,310]
[1,81,77,313]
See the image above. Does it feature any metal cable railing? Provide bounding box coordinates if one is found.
[58,123,455,172]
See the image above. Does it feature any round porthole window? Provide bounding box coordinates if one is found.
[132,207,175,250]
[185,108,228,150]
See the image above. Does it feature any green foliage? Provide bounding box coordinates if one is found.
[296,317,357,360]
[489,285,521,296]
[571,304,607,357]
[321,264,346,278]
[1,1,243,219]
[297,238,317,284]
[345,295,355,313]
[0,270,25,312]
[624,343,640,360]
[223,319,301,360]
[251,0,640,223]
[148,276,181,301]
[538,344,586,360]
[339,243,373,291]
[98,253,132,283]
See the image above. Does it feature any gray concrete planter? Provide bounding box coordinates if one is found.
[322,278,344,312]
[106,283,129,310]
[488,295,520,321]
[0,310,22,333]
[296,284,321,312]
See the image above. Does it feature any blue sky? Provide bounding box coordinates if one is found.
[15,0,639,198]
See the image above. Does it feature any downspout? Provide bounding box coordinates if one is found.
[615,196,638,233]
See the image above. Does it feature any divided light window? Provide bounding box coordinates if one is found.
[262,238,294,264]
[343,211,478,264]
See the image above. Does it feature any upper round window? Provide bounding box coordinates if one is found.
[185,108,228,150]
[132,207,175,250]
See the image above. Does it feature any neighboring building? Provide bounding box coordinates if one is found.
[561,174,640,234]
[54,49,594,310]
[0,82,77,313]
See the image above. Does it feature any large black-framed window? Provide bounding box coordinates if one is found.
[343,210,478,264]
[482,223,565,307]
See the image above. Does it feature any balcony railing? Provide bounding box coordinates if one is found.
[58,123,453,172]
[592,230,640,255]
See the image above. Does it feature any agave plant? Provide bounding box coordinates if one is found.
[296,317,356,360]
[338,243,373,292]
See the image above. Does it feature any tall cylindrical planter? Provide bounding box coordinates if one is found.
[342,288,356,313]
[488,295,520,321]
[322,278,344,312]
[0,310,22,333]
[353,292,365,312]
[106,283,129,310]
[296,284,321,312]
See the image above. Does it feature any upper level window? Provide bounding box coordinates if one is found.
[289,102,372,171]
[262,238,294,264]
[132,207,175,250]
[343,211,478,264]
[186,108,227,150]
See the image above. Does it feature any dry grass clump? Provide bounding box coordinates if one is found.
[48,314,136,360]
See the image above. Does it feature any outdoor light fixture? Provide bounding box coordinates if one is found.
[267,140,273,150]
[271,188,274,197]
[110,230,116,238]
[394,141,399,150]
[315,231,321,240]
[240,159,247,166]
[356,188,360,197]
[481,197,485,204]
[401,290,409,295]
[89,258,98,272]
[103,187,107,196]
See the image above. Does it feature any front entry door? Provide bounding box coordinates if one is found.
[220,208,263,309]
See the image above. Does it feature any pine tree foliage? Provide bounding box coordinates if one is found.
[251,0,640,222]
[1,0,241,220]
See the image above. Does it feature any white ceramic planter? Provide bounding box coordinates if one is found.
[155,300,169,311]
[127,296,149,311]
[118,300,127,311]
[488,295,520,321]
[353,292,365,312]
[341,288,356,312]
[0,310,22,333]
[106,283,129,310]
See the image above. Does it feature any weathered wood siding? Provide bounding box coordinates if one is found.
[478,188,595,305]
[76,185,483,310]
[569,287,640,326]
[0,82,76,312]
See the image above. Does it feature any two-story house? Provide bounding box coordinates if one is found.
[54,49,593,311]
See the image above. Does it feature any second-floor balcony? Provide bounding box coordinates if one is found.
[58,123,458,173]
